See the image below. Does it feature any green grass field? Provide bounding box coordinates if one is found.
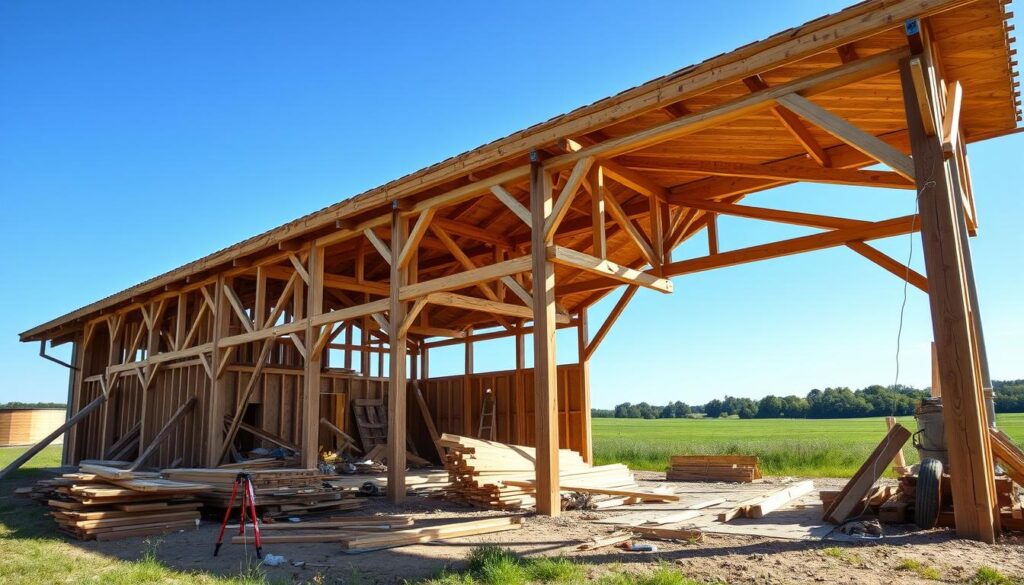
[593,413,1024,477]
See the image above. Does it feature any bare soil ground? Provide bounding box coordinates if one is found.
[25,472,1021,584]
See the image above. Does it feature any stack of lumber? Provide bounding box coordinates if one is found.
[324,469,450,494]
[229,514,524,551]
[440,434,675,510]
[44,464,208,541]
[667,455,762,483]
[161,467,360,517]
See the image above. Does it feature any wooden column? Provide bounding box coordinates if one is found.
[899,57,997,542]
[530,155,560,516]
[302,243,324,469]
[206,278,231,466]
[463,327,474,435]
[360,315,371,377]
[514,321,526,444]
[387,207,409,503]
[576,308,593,463]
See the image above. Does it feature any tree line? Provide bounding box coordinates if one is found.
[593,380,1024,419]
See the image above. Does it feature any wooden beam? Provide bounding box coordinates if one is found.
[900,57,997,543]
[846,240,928,293]
[588,165,607,259]
[668,197,868,230]
[545,157,594,239]
[603,188,657,266]
[577,309,593,463]
[941,80,963,158]
[599,159,667,201]
[222,283,254,333]
[364,229,392,265]
[302,243,323,469]
[908,57,938,137]
[397,208,436,270]
[744,74,831,167]
[629,158,912,190]
[490,185,532,228]
[775,93,915,180]
[216,339,274,464]
[387,208,408,503]
[398,256,532,301]
[706,212,719,255]
[0,393,107,479]
[129,396,197,471]
[584,285,638,361]
[530,158,560,517]
[548,246,672,293]
[425,291,569,324]
[823,424,910,524]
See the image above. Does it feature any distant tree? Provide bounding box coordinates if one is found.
[591,408,614,418]
[757,395,785,418]
[704,399,723,418]
[659,404,675,418]
[783,395,810,418]
[995,381,1024,413]
[672,401,691,418]
[614,403,632,418]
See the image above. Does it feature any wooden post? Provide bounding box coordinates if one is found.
[514,320,526,444]
[421,342,429,381]
[463,327,474,435]
[588,165,606,259]
[931,341,942,398]
[387,207,409,503]
[577,308,593,463]
[530,155,561,516]
[899,56,997,543]
[63,334,84,465]
[302,243,324,469]
[206,278,231,466]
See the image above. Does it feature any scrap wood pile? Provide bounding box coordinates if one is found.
[323,469,451,495]
[667,455,762,483]
[440,434,678,510]
[821,424,1024,532]
[230,514,524,551]
[38,464,208,541]
[162,467,361,517]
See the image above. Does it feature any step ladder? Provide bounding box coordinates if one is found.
[478,389,496,440]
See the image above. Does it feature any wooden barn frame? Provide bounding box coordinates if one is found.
[17,0,1019,542]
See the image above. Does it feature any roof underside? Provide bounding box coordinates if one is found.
[21,0,1020,343]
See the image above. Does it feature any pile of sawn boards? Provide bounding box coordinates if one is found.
[440,434,678,510]
[43,464,209,541]
[666,455,763,483]
[162,467,361,517]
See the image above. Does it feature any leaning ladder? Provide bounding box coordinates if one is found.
[478,389,496,440]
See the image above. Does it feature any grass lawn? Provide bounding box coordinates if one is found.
[592,413,1024,477]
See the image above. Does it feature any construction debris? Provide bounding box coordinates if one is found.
[667,455,762,483]
[339,516,524,551]
[718,480,815,522]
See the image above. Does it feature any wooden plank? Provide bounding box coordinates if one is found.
[130,396,197,470]
[0,393,106,479]
[886,416,908,470]
[847,241,928,293]
[941,80,963,157]
[748,479,815,518]
[776,93,915,180]
[413,383,446,462]
[822,424,910,524]
[340,516,523,550]
[990,430,1024,487]
[627,525,703,542]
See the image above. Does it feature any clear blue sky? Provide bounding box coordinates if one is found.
[2,2,1021,409]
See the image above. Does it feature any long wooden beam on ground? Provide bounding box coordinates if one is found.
[823,424,910,524]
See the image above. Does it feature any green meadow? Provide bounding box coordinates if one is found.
[592,413,1024,477]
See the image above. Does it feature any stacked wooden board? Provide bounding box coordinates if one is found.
[161,467,361,517]
[440,434,674,510]
[43,464,208,541]
[667,455,762,483]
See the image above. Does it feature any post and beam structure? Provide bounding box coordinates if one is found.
[387,206,409,503]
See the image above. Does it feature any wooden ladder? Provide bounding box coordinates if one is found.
[478,389,496,440]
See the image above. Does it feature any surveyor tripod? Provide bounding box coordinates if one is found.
[213,472,262,559]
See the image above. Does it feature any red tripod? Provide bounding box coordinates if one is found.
[213,472,262,559]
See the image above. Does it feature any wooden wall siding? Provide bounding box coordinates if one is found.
[420,365,585,455]
[144,362,208,468]
[0,409,67,447]
[73,379,103,462]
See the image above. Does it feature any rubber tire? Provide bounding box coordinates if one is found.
[915,458,943,529]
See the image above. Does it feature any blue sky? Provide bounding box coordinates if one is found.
[1,2,1021,408]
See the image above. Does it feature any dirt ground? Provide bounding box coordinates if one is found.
[10,470,1024,584]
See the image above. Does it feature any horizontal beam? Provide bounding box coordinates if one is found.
[548,245,673,293]
[621,158,913,190]
[399,256,532,301]
[426,292,570,324]
[668,198,868,230]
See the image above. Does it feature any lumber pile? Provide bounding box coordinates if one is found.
[161,467,361,517]
[667,455,762,483]
[718,480,815,521]
[42,464,207,541]
[440,434,674,510]
[227,515,524,551]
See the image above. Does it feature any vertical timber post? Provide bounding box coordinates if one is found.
[530,153,560,516]
[63,335,83,465]
[514,320,526,444]
[577,308,593,463]
[463,328,474,435]
[207,277,231,466]
[302,243,324,469]
[387,205,408,503]
[899,52,997,542]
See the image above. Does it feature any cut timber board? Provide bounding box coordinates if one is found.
[748,480,815,519]
[823,424,910,524]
